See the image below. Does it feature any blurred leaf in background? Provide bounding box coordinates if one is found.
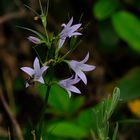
[93,0,120,20]
[112,11,140,53]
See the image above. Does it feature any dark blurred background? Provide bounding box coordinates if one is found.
[1,0,140,139]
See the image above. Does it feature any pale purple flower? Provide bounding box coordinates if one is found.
[20,57,48,87]
[28,36,41,44]
[58,76,81,97]
[58,17,82,48]
[68,52,96,85]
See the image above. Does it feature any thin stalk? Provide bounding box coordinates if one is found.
[57,50,72,63]
[44,0,50,42]
[46,0,50,17]
[32,45,44,65]
[37,67,53,137]
[44,27,49,44]
[38,84,51,131]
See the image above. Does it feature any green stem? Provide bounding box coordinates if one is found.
[44,84,51,110]
[37,67,53,138]
[44,27,49,44]
[38,84,51,133]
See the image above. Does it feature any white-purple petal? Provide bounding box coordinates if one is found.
[66,17,73,27]
[70,75,80,84]
[20,67,34,76]
[59,76,73,86]
[80,52,89,64]
[25,82,30,88]
[41,66,48,74]
[67,90,72,98]
[69,32,82,37]
[33,57,40,71]
[68,85,81,94]
[36,76,45,84]
[69,24,81,33]
[79,64,96,72]
[76,69,87,85]
[68,61,78,70]
[58,38,66,48]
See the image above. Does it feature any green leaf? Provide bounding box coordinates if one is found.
[48,84,70,113]
[68,96,85,114]
[17,26,47,41]
[117,67,140,101]
[112,123,118,140]
[77,108,96,130]
[93,0,119,20]
[37,83,47,100]
[112,11,140,52]
[98,21,119,53]
[47,121,87,139]
[107,87,120,118]
[91,88,120,139]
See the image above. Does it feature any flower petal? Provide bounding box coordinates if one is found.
[80,52,89,64]
[58,38,66,48]
[68,85,81,94]
[76,69,87,85]
[69,32,82,37]
[33,57,40,70]
[68,61,78,70]
[36,76,45,84]
[80,64,96,72]
[25,82,30,88]
[66,17,73,27]
[71,75,80,84]
[69,24,81,33]
[60,17,73,36]
[20,67,34,76]
[59,76,73,87]
[41,66,48,74]
[67,90,72,98]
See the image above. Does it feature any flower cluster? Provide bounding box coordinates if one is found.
[21,17,96,97]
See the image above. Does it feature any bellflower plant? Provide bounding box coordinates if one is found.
[20,1,96,139]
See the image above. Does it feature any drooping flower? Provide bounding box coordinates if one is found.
[58,76,81,97]
[20,57,48,87]
[68,52,96,85]
[28,36,41,44]
[58,17,82,48]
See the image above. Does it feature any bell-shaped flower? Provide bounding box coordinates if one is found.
[28,36,41,44]
[58,76,81,98]
[58,17,82,48]
[20,57,48,87]
[68,52,96,85]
